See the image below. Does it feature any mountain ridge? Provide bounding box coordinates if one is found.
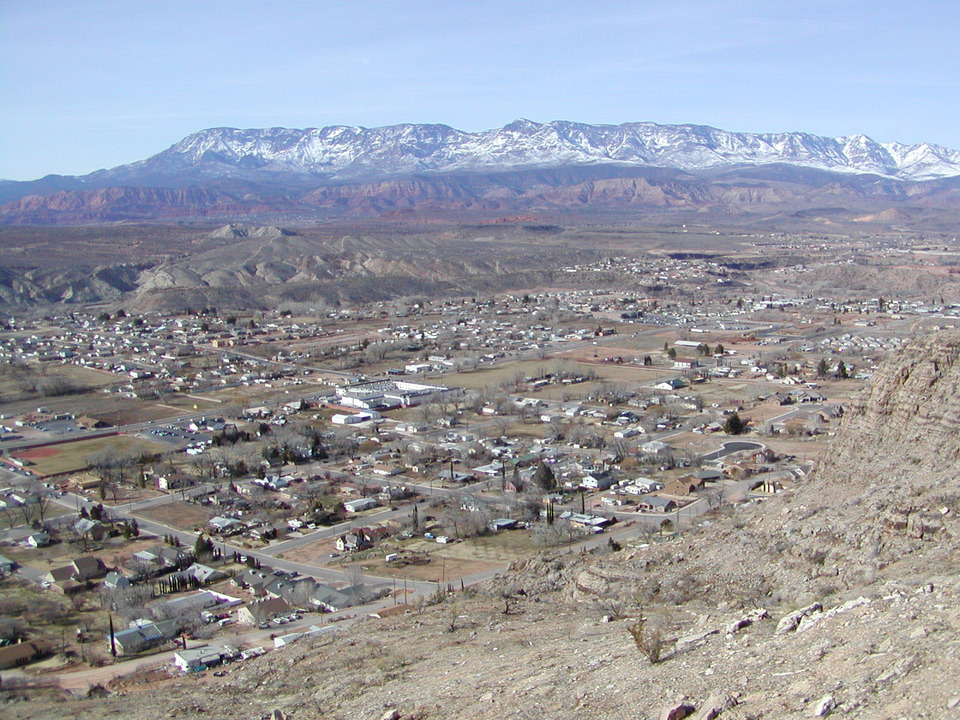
[4,120,960,225]
[58,120,960,184]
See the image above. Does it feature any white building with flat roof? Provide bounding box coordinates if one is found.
[336,379,462,410]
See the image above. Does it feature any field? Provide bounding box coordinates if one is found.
[329,529,552,583]
[0,388,184,428]
[137,500,213,532]
[1,535,161,574]
[11,435,167,476]
[438,357,673,401]
[0,363,119,402]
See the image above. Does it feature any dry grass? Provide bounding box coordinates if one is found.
[138,500,213,532]
[10,435,166,477]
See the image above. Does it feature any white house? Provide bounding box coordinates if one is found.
[343,497,377,513]
[173,645,232,672]
[331,411,380,425]
[273,625,336,648]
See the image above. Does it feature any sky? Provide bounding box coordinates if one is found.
[2,0,959,180]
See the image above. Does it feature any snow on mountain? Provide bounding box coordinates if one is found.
[122,120,960,183]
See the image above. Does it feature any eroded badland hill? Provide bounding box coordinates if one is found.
[9,332,960,718]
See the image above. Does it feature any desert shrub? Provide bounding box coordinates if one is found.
[626,613,663,664]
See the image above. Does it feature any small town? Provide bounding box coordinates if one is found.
[2,242,958,692]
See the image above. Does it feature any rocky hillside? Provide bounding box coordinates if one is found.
[0,224,602,309]
[8,332,960,719]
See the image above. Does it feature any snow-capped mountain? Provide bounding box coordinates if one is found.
[104,119,960,184]
[5,119,960,225]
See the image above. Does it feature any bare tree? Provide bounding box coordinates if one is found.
[99,584,155,621]
[491,416,511,437]
[189,453,219,483]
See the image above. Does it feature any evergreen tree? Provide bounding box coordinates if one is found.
[816,358,830,378]
[532,461,556,492]
[723,412,747,435]
[836,360,849,379]
[194,534,214,558]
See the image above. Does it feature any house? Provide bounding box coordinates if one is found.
[0,640,52,670]
[559,511,612,531]
[372,463,404,476]
[636,495,678,513]
[472,461,507,478]
[343,497,377,513]
[104,571,131,589]
[306,584,357,612]
[25,531,50,547]
[231,568,275,595]
[50,578,85,596]
[488,518,518,532]
[209,516,242,534]
[71,555,108,581]
[273,624,336,648]
[158,473,194,491]
[73,517,109,541]
[237,597,293,626]
[335,530,372,552]
[151,590,233,620]
[110,622,173,656]
[581,471,616,491]
[173,645,232,672]
[653,378,686,391]
[171,563,228,586]
[378,485,413,502]
[263,576,358,612]
[640,440,671,456]
[46,556,107,584]
[661,476,706,497]
[75,415,109,429]
[0,553,15,575]
[131,545,193,575]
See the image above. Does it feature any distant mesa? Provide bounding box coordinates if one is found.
[210,223,298,239]
[852,208,912,224]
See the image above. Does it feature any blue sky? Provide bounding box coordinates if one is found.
[1,0,958,180]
